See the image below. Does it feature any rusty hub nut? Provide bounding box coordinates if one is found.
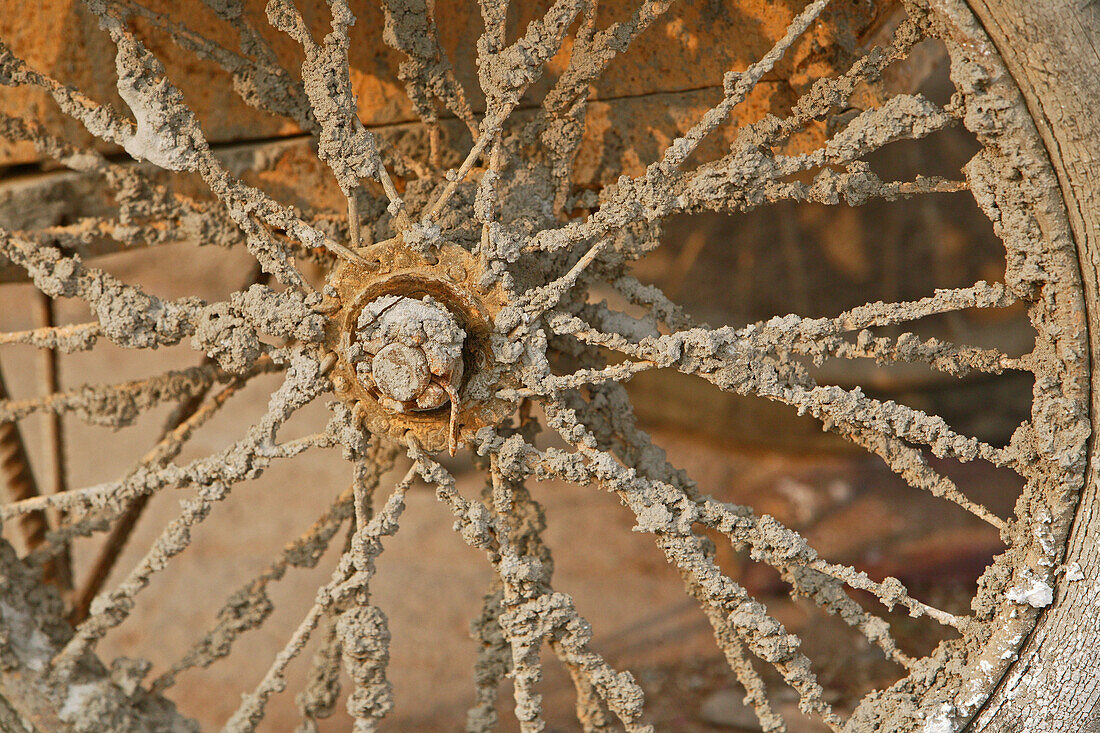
[352,294,465,414]
[371,343,429,402]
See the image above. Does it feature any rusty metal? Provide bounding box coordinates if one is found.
[324,239,516,453]
[36,291,72,589]
[0,362,48,552]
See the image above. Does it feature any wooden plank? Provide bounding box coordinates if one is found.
[0,0,886,166]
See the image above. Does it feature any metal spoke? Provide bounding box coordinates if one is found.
[0,321,102,351]
[69,373,249,624]
[222,462,417,733]
[410,438,651,730]
[149,441,398,693]
[0,361,267,426]
[51,355,326,674]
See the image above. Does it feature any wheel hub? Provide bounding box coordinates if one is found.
[321,239,516,453]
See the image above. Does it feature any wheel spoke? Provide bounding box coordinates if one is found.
[423,0,585,225]
[541,394,974,725]
[539,0,677,210]
[562,382,922,663]
[150,443,397,693]
[503,359,660,398]
[378,0,479,146]
[0,321,102,352]
[409,438,652,730]
[544,1,677,118]
[0,360,269,426]
[268,0,410,244]
[743,173,969,212]
[494,386,960,651]
[660,0,833,173]
[549,302,1014,468]
[519,17,950,282]
[0,112,245,282]
[699,618,785,733]
[539,399,843,729]
[222,462,416,733]
[0,352,313,518]
[69,266,275,622]
[0,230,204,349]
[555,387,944,649]
[784,94,954,170]
[294,608,344,729]
[610,274,698,332]
[793,329,1022,377]
[844,426,1008,532]
[0,28,340,281]
[69,372,252,624]
[48,355,325,674]
[467,581,511,731]
[108,0,313,129]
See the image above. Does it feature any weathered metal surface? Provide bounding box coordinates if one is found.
[324,238,515,453]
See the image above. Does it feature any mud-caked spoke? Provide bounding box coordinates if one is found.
[0,360,273,427]
[559,384,922,664]
[49,353,327,674]
[106,0,314,130]
[546,304,1015,532]
[70,370,255,624]
[17,373,268,586]
[792,329,1022,377]
[0,113,244,282]
[222,461,415,733]
[497,389,955,664]
[422,0,585,226]
[0,26,344,280]
[659,0,833,173]
[537,400,844,729]
[378,0,479,159]
[267,0,409,247]
[0,321,102,351]
[294,609,344,731]
[537,0,677,210]
[411,439,651,731]
[467,582,511,731]
[150,443,397,694]
[1,230,204,348]
[549,306,1012,465]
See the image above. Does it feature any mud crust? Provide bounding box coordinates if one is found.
[0,540,197,732]
[954,0,1100,729]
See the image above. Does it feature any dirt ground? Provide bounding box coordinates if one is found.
[0,234,1019,731]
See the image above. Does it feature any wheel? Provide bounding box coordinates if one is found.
[0,0,1097,730]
